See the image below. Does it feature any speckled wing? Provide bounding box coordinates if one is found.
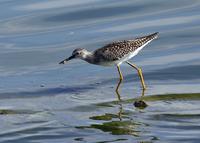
[94,32,158,62]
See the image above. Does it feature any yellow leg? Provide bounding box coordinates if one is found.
[126,61,146,90]
[115,65,123,101]
[117,65,123,81]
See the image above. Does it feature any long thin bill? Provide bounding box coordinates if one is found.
[59,59,68,64]
[59,55,75,64]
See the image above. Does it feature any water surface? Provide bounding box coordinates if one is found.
[0,0,200,142]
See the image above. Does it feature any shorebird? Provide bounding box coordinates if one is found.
[59,32,158,99]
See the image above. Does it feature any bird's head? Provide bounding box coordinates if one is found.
[59,48,88,64]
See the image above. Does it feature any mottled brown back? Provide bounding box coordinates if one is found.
[94,32,158,62]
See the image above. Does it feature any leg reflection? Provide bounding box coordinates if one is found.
[115,65,123,101]
[118,103,123,121]
[134,89,148,109]
[115,80,122,101]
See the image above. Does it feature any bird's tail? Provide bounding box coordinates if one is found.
[133,32,159,47]
[136,32,159,41]
[147,32,159,40]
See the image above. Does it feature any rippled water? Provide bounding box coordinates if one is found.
[0,0,200,142]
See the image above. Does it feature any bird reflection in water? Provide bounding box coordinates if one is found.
[115,79,148,109]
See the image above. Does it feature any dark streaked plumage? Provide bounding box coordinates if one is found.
[93,32,158,62]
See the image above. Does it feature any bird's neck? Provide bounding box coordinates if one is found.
[81,52,96,64]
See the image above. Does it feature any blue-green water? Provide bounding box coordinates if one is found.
[0,0,200,142]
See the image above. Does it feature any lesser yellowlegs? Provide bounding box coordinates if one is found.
[59,32,158,97]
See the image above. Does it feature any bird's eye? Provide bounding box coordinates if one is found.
[77,52,81,55]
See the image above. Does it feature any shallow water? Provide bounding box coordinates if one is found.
[0,0,200,142]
